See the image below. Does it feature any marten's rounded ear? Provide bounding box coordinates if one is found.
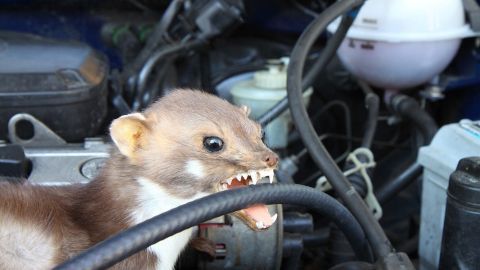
[240,105,251,116]
[110,113,148,158]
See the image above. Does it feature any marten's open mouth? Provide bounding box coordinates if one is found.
[218,169,277,230]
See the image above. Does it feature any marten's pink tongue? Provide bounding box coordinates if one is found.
[244,204,276,227]
[227,177,277,228]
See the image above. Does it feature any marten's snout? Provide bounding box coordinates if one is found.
[263,152,279,168]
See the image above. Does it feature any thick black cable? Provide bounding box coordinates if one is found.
[302,15,353,92]
[142,59,173,107]
[357,80,379,149]
[257,15,353,127]
[133,39,205,110]
[54,184,372,270]
[376,163,423,204]
[126,0,183,77]
[285,0,394,259]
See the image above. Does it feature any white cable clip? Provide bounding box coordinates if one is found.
[315,148,383,219]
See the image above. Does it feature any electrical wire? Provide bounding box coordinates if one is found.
[357,80,379,149]
[375,94,439,204]
[126,0,184,77]
[141,58,172,108]
[296,99,352,161]
[133,39,205,111]
[299,131,407,186]
[127,0,156,14]
[290,0,320,17]
[257,14,353,127]
[317,132,405,149]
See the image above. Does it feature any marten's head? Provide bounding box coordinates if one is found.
[110,90,278,230]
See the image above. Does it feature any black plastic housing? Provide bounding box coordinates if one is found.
[440,157,480,270]
[0,32,108,142]
[0,144,28,179]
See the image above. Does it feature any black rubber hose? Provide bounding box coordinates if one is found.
[257,14,353,127]
[390,94,438,143]
[338,80,378,203]
[375,94,439,204]
[54,184,373,270]
[339,80,378,199]
[376,163,423,204]
[302,14,354,95]
[285,0,394,259]
[333,80,379,263]
[125,0,183,77]
[133,39,205,110]
[357,80,379,149]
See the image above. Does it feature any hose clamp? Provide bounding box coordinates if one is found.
[316,148,383,219]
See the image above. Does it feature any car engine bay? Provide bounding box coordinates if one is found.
[1,0,480,269]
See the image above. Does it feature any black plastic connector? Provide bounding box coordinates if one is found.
[0,144,28,180]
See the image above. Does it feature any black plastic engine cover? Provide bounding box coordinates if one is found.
[0,32,108,142]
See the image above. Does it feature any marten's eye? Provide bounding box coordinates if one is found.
[203,136,224,152]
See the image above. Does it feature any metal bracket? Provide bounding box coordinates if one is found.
[8,113,66,147]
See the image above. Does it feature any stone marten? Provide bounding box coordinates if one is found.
[0,89,279,270]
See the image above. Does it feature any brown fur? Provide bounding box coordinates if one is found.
[0,154,158,269]
[189,237,217,259]
[0,89,278,269]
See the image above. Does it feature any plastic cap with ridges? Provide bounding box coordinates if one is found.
[253,66,287,89]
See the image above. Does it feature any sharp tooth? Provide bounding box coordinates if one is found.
[226,178,233,185]
[242,173,248,180]
[236,174,242,181]
[268,170,274,183]
[250,170,258,185]
[271,213,278,224]
[222,183,228,190]
[254,169,275,183]
[256,221,265,229]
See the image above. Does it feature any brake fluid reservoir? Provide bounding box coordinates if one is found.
[230,58,313,149]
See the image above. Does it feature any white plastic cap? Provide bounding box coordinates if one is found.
[253,67,286,89]
[253,57,289,89]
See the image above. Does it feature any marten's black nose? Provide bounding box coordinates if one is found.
[264,152,279,167]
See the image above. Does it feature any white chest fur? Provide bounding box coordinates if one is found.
[131,177,208,270]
